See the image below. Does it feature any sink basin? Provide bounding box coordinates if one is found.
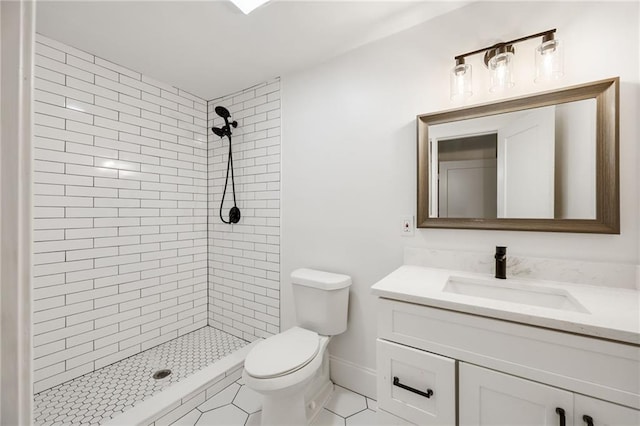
[443,276,589,313]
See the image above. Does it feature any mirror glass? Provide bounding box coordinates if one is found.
[428,98,596,220]
[417,78,619,234]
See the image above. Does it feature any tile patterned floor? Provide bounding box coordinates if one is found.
[173,378,382,426]
[33,327,247,425]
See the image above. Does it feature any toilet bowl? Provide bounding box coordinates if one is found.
[243,327,331,425]
[242,268,351,426]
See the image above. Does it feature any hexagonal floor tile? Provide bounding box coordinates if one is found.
[323,386,367,418]
[346,409,387,426]
[311,408,345,426]
[196,404,248,425]
[232,385,262,414]
[173,408,202,426]
[366,397,377,411]
[198,382,240,412]
[246,411,262,426]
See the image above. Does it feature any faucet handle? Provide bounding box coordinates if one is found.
[494,246,507,279]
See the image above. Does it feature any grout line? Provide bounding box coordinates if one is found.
[344,406,369,419]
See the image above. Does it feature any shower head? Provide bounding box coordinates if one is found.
[212,105,237,138]
[215,106,231,119]
[212,126,226,138]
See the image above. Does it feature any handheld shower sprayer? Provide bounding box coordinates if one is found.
[211,106,238,137]
[212,106,241,224]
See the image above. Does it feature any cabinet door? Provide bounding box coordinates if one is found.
[460,363,574,426]
[574,394,640,426]
[377,339,456,425]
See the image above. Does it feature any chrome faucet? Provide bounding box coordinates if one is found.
[495,246,507,279]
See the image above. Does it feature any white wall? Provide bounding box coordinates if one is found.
[32,35,209,393]
[281,1,639,397]
[207,80,281,342]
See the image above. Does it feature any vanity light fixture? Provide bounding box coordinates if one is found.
[450,29,563,99]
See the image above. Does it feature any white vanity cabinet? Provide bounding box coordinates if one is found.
[375,298,640,426]
[459,363,639,426]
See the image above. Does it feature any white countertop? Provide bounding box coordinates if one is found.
[371,265,640,345]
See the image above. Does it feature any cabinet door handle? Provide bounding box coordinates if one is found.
[556,407,566,426]
[392,376,433,398]
[583,415,594,426]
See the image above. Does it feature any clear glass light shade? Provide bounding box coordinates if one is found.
[535,39,563,82]
[488,51,515,93]
[450,63,472,100]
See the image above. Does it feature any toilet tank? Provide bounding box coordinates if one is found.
[291,268,351,336]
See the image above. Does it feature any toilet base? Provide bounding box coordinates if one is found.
[261,385,307,426]
[304,349,333,422]
[260,368,333,425]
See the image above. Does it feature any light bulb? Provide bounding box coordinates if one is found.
[535,38,563,83]
[488,50,515,93]
[450,59,472,101]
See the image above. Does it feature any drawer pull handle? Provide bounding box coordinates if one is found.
[556,407,566,426]
[583,415,594,426]
[392,376,433,399]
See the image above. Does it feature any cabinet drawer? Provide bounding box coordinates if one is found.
[377,339,456,425]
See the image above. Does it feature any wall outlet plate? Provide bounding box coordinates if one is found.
[401,215,414,237]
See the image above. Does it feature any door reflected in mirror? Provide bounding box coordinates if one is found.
[430,99,596,220]
[417,77,619,234]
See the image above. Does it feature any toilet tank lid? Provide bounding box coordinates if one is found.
[291,268,352,290]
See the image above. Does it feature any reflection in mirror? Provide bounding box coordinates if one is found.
[417,77,619,234]
[429,99,596,220]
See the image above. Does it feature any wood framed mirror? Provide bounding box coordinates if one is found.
[417,77,619,233]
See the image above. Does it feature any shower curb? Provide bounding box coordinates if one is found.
[104,340,259,426]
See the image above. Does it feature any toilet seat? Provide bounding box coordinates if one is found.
[244,327,320,379]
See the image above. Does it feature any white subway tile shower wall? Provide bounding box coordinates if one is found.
[207,80,281,341]
[33,34,210,393]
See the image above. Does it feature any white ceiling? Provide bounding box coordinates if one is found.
[36,1,468,100]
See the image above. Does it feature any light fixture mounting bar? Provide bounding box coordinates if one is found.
[454,29,556,61]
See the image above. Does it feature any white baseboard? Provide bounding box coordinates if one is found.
[329,355,377,400]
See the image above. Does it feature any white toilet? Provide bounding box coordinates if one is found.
[242,268,352,426]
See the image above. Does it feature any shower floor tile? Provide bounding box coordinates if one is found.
[174,381,380,426]
[33,326,247,426]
